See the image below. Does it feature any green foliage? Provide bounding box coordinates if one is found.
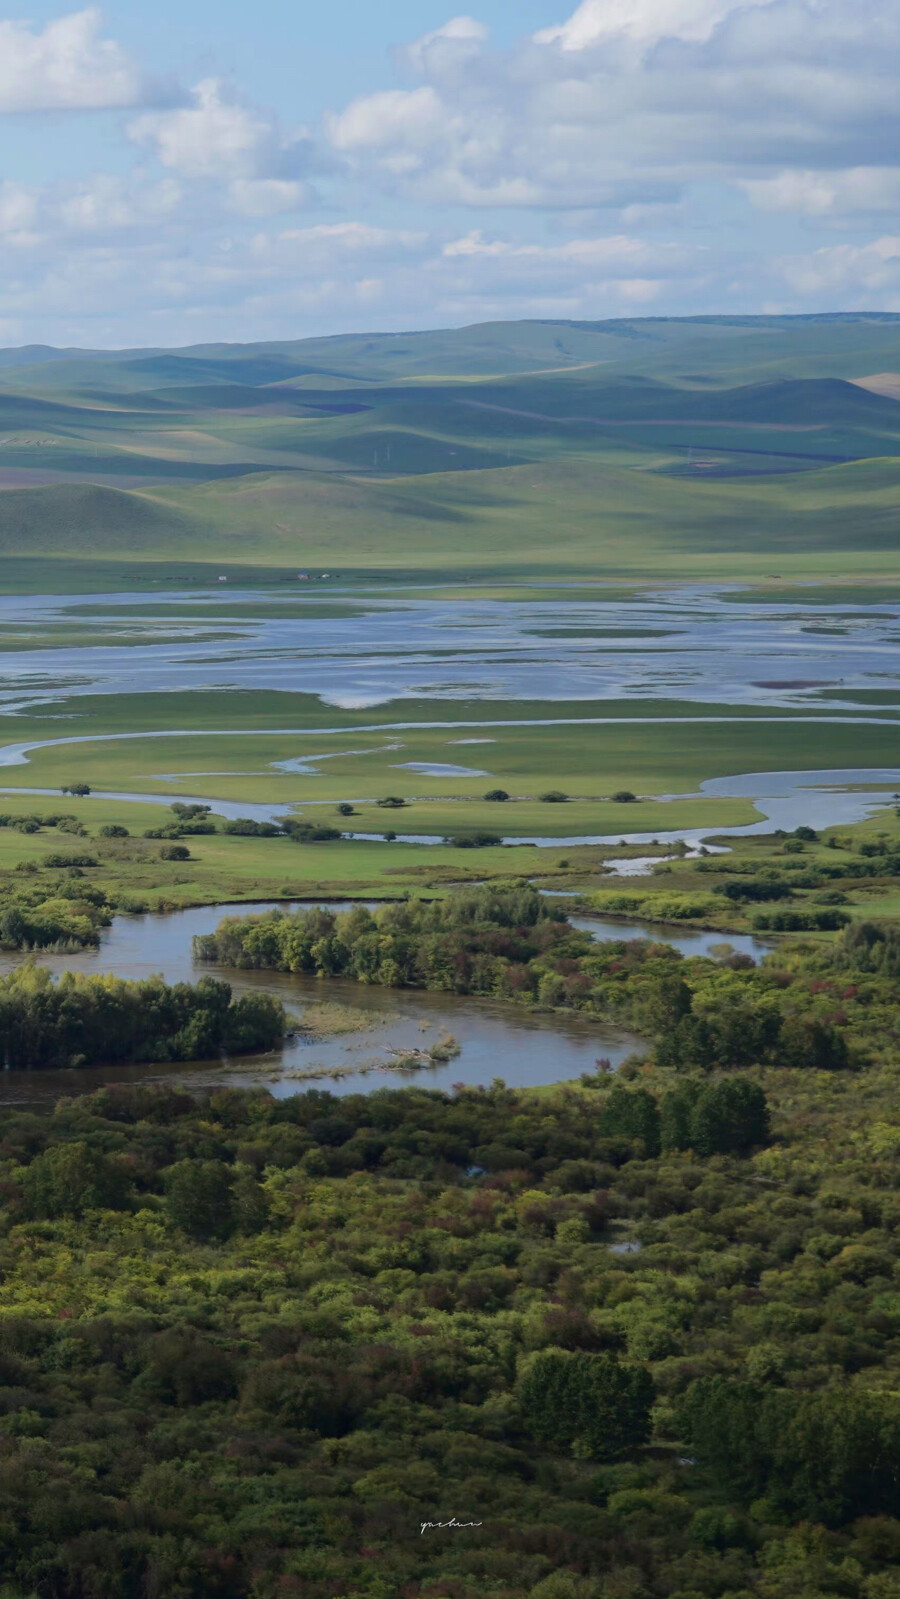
[681,1378,900,1524]
[661,1078,770,1156]
[0,965,284,1068]
[222,817,283,835]
[519,1351,654,1459]
[0,1059,893,1596]
[21,1139,126,1217]
[164,1159,236,1241]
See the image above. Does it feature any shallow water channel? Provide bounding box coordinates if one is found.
[0,897,767,1107]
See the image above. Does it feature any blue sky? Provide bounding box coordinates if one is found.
[2,1,899,347]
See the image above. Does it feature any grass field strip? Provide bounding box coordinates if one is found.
[0,754,895,851]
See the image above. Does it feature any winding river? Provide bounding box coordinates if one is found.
[0,897,775,1107]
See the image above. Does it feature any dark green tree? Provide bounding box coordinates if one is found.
[519,1351,654,1460]
[164,1159,235,1241]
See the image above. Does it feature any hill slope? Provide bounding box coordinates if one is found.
[0,315,897,581]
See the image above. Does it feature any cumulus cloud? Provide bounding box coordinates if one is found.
[0,8,146,112]
[534,0,773,50]
[128,78,316,188]
[779,236,900,299]
[400,15,488,81]
[744,168,900,217]
[324,0,900,213]
[4,0,900,341]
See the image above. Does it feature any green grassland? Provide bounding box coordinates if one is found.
[0,315,898,583]
[0,773,899,936]
[3,695,899,828]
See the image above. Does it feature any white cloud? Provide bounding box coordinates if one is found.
[328,86,447,156]
[0,182,40,238]
[401,15,488,81]
[227,178,308,217]
[780,236,900,297]
[0,8,144,112]
[534,0,772,50]
[324,0,900,213]
[4,0,900,341]
[128,78,316,190]
[55,174,183,232]
[744,168,900,217]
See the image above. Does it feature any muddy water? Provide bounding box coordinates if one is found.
[0,901,647,1107]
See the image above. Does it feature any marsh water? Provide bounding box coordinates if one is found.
[0,582,898,711]
[0,583,898,860]
[0,894,772,1106]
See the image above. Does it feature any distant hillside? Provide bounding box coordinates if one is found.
[0,484,194,554]
[0,316,897,581]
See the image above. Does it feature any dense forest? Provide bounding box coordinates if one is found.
[0,885,897,1595]
[0,1063,897,1599]
[0,965,284,1068]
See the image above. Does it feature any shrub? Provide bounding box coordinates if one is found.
[611,790,638,803]
[376,796,406,808]
[483,789,510,802]
[99,824,129,838]
[160,844,190,861]
[445,831,502,849]
[223,818,283,837]
[540,790,569,803]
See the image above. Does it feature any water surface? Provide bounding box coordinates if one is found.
[0,583,898,713]
[0,900,647,1107]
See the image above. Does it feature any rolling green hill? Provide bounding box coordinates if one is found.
[0,314,897,581]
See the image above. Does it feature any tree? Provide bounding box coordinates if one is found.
[22,1141,125,1217]
[61,782,91,796]
[778,1014,849,1070]
[483,789,509,802]
[689,1078,769,1156]
[598,1085,661,1156]
[611,790,637,803]
[680,1377,900,1524]
[519,1351,654,1460]
[164,1159,235,1241]
[336,803,355,816]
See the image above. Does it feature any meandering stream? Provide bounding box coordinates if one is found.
[0,895,772,1106]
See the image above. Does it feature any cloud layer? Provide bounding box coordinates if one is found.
[1,2,900,344]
